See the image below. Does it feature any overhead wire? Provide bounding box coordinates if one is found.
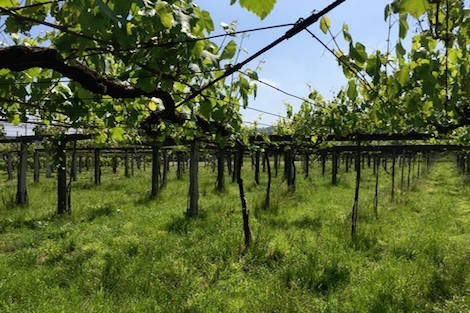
[0,4,298,53]
[237,70,316,106]
[174,0,347,109]
[304,28,389,106]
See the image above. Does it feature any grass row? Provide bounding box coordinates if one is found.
[0,156,469,312]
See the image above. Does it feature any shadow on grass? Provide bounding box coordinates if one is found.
[0,212,62,233]
[166,212,208,235]
[83,203,115,222]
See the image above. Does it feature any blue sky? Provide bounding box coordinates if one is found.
[198,0,397,126]
[4,0,400,135]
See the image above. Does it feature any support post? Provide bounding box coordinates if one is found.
[254,150,260,185]
[33,149,40,183]
[374,155,380,219]
[112,155,118,174]
[391,153,396,202]
[16,142,28,206]
[187,140,199,217]
[45,153,52,178]
[332,152,338,185]
[351,150,361,237]
[151,144,160,199]
[216,148,225,191]
[124,149,130,178]
[161,149,168,187]
[94,148,101,186]
[265,151,271,207]
[71,148,77,181]
[236,147,251,248]
[177,151,183,180]
[304,153,309,178]
[57,139,69,214]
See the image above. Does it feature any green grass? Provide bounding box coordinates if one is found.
[0,157,469,312]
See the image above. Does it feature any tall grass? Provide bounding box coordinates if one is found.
[0,157,468,312]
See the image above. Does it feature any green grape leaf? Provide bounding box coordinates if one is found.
[384,4,392,21]
[199,10,214,32]
[156,2,174,29]
[347,80,357,100]
[200,100,212,119]
[110,127,124,141]
[234,0,276,20]
[399,0,429,19]
[0,0,18,7]
[220,40,237,60]
[343,24,351,42]
[320,16,331,34]
[397,64,410,86]
[399,14,409,39]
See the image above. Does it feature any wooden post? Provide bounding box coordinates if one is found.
[16,142,28,206]
[372,154,376,175]
[417,154,421,178]
[262,152,266,173]
[78,155,83,173]
[254,150,260,185]
[131,150,135,176]
[124,149,130,178]
[150,144,160,199]
[33,149,40,183]
[111,155,116,174]
[45,153,52,178]
[274,152,279,177]
[236,147,251,248]
[177,151,183,180]
[227,152,232,177]
[391,153,396,202]
[216,148,225,191]
[332,152,338,185]
[161,149,168,187]
[57,139,69,214]
[265,151,271,207]
[407,155,411,190]
[291,151,297,190]
[400,154,405,194]
[71,148,77,181]
[304,153,309,178]
[426,153,430,173]
[351,150,361,237]
[374,155,380,219]
[136,154,141,170]
[286,148,295,191]
[94,148,101,186]
[187,140,199,217]
[232,151,237,183]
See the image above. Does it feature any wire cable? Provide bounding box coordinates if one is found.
[175,0,347,109]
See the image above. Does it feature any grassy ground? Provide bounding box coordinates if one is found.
[0,156,469,312]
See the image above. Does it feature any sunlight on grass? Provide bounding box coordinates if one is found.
[0,157,469,312]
